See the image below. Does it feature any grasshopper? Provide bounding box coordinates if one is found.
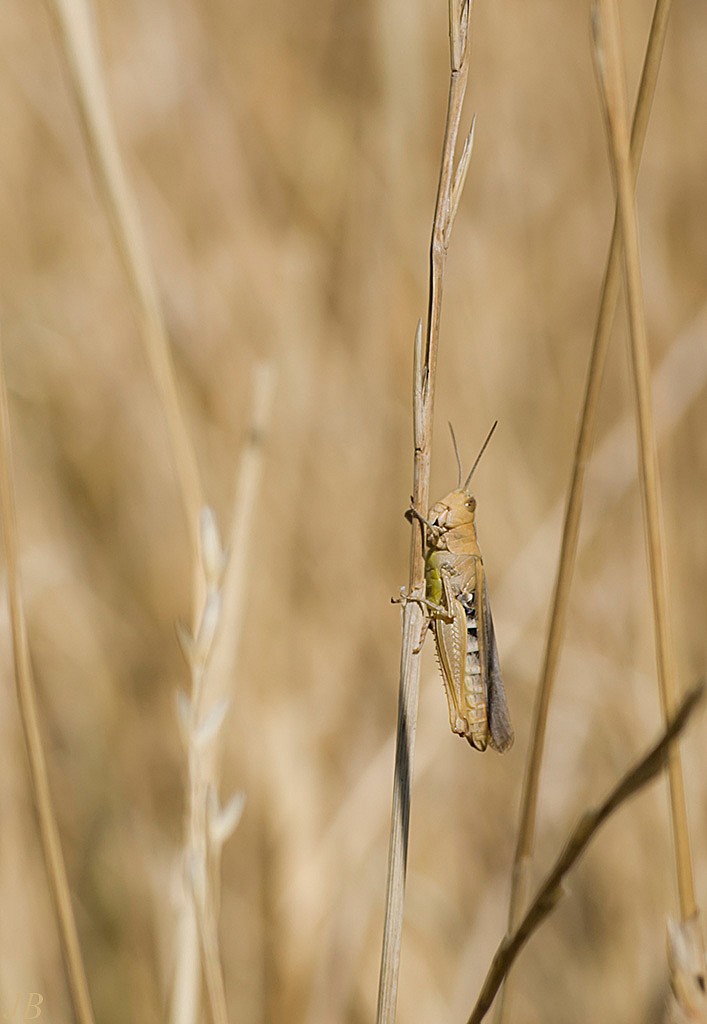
[407,422,513,752]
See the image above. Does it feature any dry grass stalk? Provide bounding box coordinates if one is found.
[498,3,676,1016]
[43,2,258,1020]
[0,339,96,1024]
[175,507,234,1024]
[44,0,203,555]
[466,684,704,1024]
[209,362,278,693]
[376,2,475,1021]
[172,362,276,1024]
[592,0,699,927]
[666,916,707,1023]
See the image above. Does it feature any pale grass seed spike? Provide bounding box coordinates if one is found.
[409,422,513,752]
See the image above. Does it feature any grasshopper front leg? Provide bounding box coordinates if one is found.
[392,588,453,653]
[393,589,453,621]
[405,502,436,533]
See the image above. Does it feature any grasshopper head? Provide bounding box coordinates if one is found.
[428,489,477,538]
[426,422,496,544]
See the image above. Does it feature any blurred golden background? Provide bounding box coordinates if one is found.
[0,0,706,1021]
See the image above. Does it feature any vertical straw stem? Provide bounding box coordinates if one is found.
[0,339,96,1024]
[501,0,675,986]
[42,4,252,1021]
[376,4,474,1022]
[44,0,203,560]
[593,0,696,922]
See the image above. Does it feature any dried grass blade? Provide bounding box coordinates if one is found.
[0,339,96,1024]
[376,6,475,1023]
[499,6,678,1018]
[44,0,203,555]
[468,683,704,1024]
[592,0,698,929]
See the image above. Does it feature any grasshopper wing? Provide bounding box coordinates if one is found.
[480,578,514,753]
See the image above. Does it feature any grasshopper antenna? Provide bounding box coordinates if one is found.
[463,420,498,492]
[448,422,464,489]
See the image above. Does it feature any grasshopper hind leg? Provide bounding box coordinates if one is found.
[432,574,469,738]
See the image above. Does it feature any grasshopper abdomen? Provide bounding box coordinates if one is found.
[460,591,489,750]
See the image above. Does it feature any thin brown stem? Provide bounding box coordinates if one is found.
[499,7,675,1016]
[42,9,274,1024]
[173,366,275,1024]
[376,4,474,1021]
[44,0,203,558]
[593,0,697,923]
[467,683,703,1024]
[0,339,96,1024]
